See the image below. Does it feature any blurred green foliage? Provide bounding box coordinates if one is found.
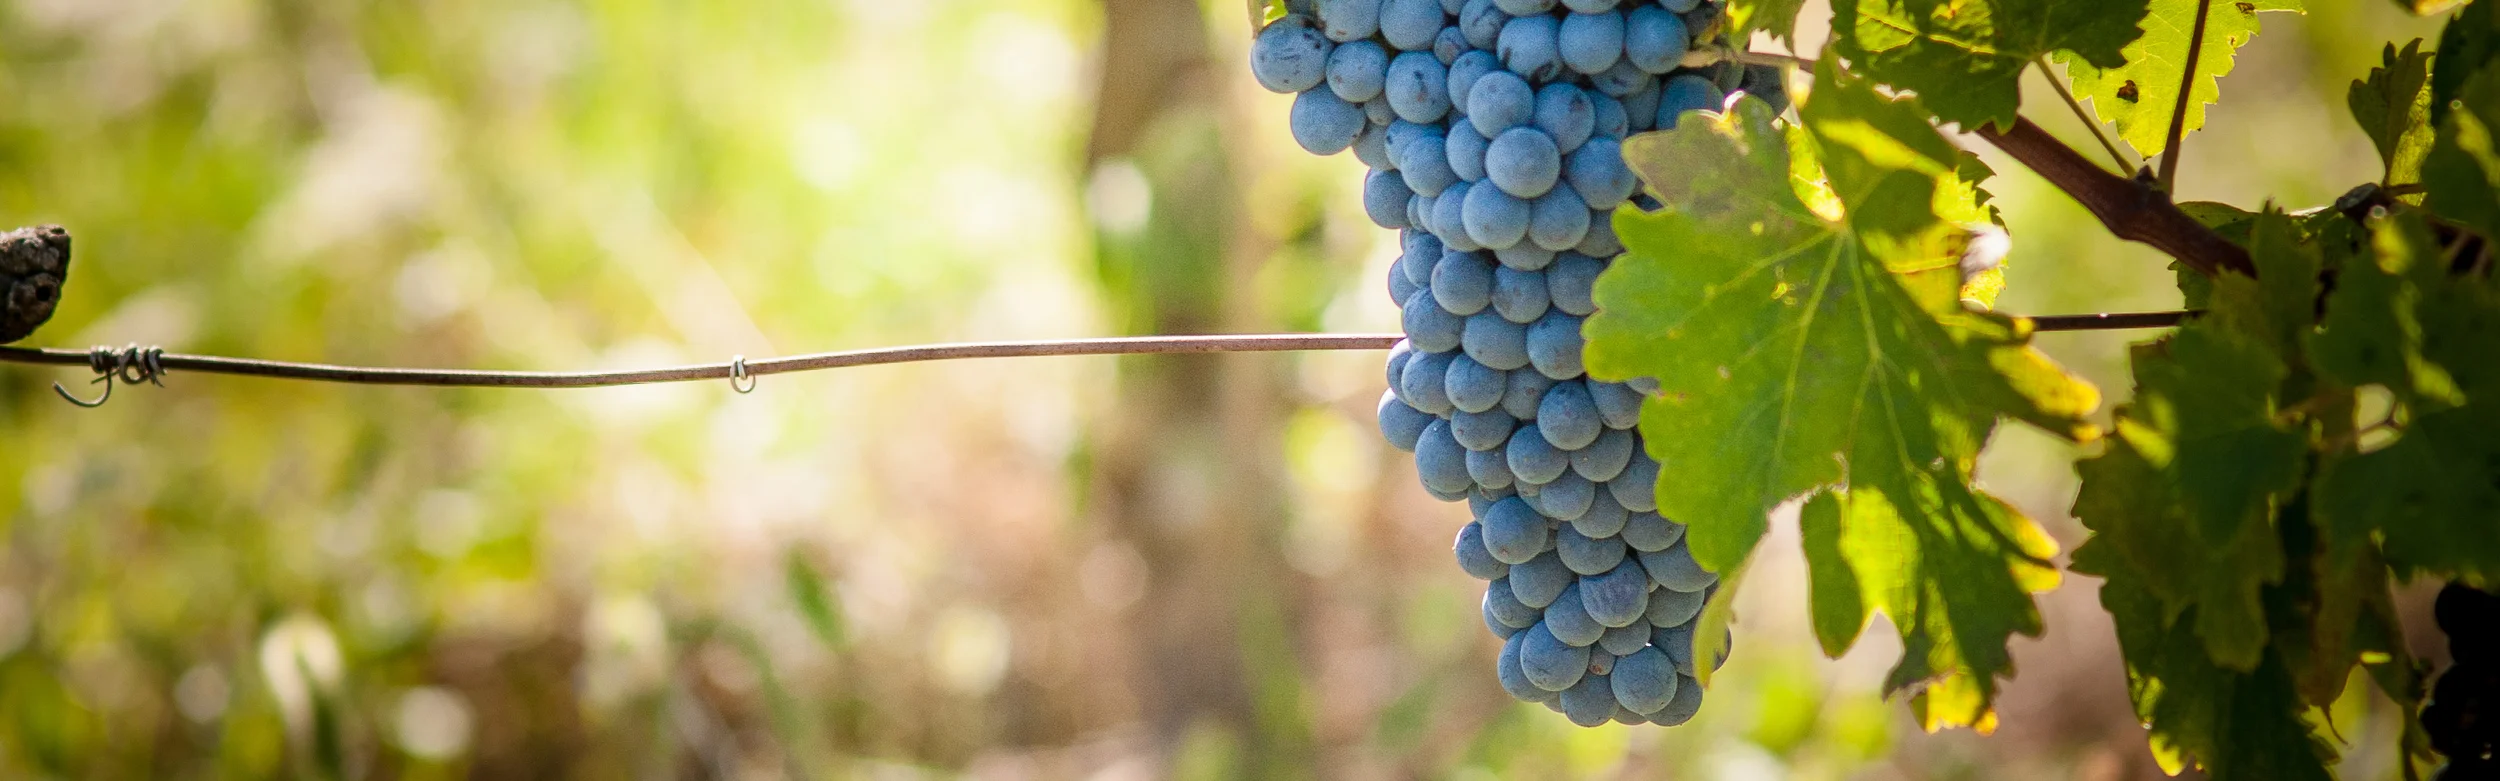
[0,0,2461,779]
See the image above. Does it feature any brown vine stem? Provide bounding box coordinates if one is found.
[1970,117,2256,277]
[2028,310,2196,332]
[2157,0,2217,193]
[2035,55,2134,175]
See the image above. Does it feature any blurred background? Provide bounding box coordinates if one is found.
[0,0,2461,778]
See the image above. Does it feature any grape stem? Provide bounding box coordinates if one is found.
[2157,0,2217,194]
[1969,117,2257,277]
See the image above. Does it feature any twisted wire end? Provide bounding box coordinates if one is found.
[54,343,165,408]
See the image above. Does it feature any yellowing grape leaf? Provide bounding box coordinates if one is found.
[1728,0,1813,43]
[2059,0,2304,157]
[1832,0,2151,131]
[1586,63,2097,726]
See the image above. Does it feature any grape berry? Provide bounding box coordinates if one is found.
[1254,0,1780,727]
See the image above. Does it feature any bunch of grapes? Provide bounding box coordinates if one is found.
[2430,583,2498,780]
[1251,0,1778,726]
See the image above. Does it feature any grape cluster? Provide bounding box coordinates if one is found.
[2430,582,2499,780]
[1252,0,1773,726]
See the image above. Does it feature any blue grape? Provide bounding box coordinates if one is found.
[1519,622,1589,691]
[1432,181,1480,250]
[1741,63,1792,115]
[1662,0,1702,11]
[1435,26,1470,63]
[1469,485,1515,515]
[1506,422,1571,484]
[1318,0,1384,41]
[1415,418,1476,495]
[1386,338,1416,384]
[1528,184,1591,250]
[1462,182,1531,248]
[1621,510,1684,552]
[1558,672,1617,726]
[1494,243,1556,271]
[1379,0,1448,50]
[1557,524,1628,575]
[1564,136,1637,209]
[1650,673,1704,726]
[1599,622,1652,656]
[1533,84,1596,154]
[1352,122,1392,168]
[1479,496,1550,564]
[1485,598,1524,638]
[1252,15,1333,93]
[1538,380,1604,450]
[1432,248,1496,315]
[1531,471,1596,520]
[1587,646,1617,675]
[1445,49,1502,115]
[1610,450,1659,512]
[1467,442,1518,488]
[1498,631,1556,701]
[1402,291,1465,353]
[1327,39,1390,102]
[1501,368,1556,420]
[1365,93,1397,124]
[1657,73,1724,130]
[1409,194,1435,235]
[1404,226,1443,262]
[1627,376,1660,395]
[1398,347,1457,413]
[1582,560,1651,627]
[1385,52,1452,123]
[1623,6,1688,73]
[1399,132,1459,196]
[1389,265,1419,306]
[1622,79,1662,132]
[1640,539,1717,592]
[1590,91,1631,137]
[1486,127,1562,198]
[1496,14,1564,81]
[1560,0,1618,11]
[1378,390,1433,450]
[1646,583,1705,627]
[1466,70,1536,137]
[1493,0,1556,13]
[1589,380,1644,429]
[1526,310,1588,380]
[1658,622,1729,677]
[1543,583,1605,646]
[1458,522,1511,580]
[1451,407,1517,451]
[1572,427,1636,482]
[1576,212,1623,255]
[1365,169,1415,228]
[1445,119,1491,181]
[1546,251,1603,316]
[1591,59,1655,97]
[1461,310,1531,370]
[1290,89,1367,154]
[1610,647,1678,714]
[1558,10,1625,75]
[1485,577,1541,627]
[1491,265,1551,323]
[1509,552,1572,608]
[1572,491,1630,537]
[1385,118,1437,161]
[1442,0,1464,14]
[1401,238,1442,286]
[1445,352,1507,413]
[1459,0,1509,49]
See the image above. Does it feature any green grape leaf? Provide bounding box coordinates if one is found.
[2424,65,2500,241]
[1587,63,2096,726]
[785,550,849,647]
[2433,0,2500,127]
[2311,212,2500,584]
[2097,577,2338,780]
[2071,438,2285,672]
[2348,40,2437,190]
[2059,0,2305,157]
[1727,0,1813,43]
[1831,0,2151,131]
[1801,493,1867,656]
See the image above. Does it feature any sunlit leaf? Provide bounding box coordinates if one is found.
[1832,0,2151,131]
[2059,0,2305,157]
